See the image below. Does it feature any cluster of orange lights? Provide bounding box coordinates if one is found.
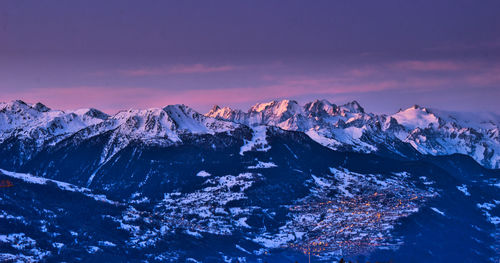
[0,179,13,188]
[283,189,429,257]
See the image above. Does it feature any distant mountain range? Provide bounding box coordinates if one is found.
[2,99,499,169]
[207,99,500,169]
[0,99,499,262]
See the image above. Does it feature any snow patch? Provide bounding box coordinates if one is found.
[457,184,471,196]
[185,230,203,238]
[239,126,271,155]
[86,246,101,254]
[311,174,332,188]
[431,207,445,216]
[0,169,119,205]
[196,170,211,177]
[247,161,277,169]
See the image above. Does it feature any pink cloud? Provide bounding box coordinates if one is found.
[345,68,378,77]
[154,77,402,109]
[5,60,499,114]
[1,86,155,114]
[463,66,500,86]
[393,60,472,71]
[0,76,400,114]
[121,64,237,76]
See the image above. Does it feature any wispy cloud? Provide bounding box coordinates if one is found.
[120,64,238,76]
[4,59,500,114]
[0,86,169,114]
[0,77,398,114]
[393,60,474,71]
[463,65,500,86]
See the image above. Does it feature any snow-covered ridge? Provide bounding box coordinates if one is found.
[103,104,239,141]
[0,168,118,205]
[387,105,500,168]
[0,100,108,146]
[207,99,500,168]
[0,101,241,167]
[0,100,239,145]
[84,104,241,166]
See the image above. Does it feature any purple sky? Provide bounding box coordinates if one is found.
[1,0,499,114]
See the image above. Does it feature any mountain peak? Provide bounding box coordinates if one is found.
[249,99,300,115]
[206,105,239,120]
[304,99,337,116]
[340,100,364,114]
[14,99,28,106]
[391,105,439,130]
[163,103,189,112]
[249,100,277,113]
[1,100,51,113]
[209,105,221,114]
[1,100,30,110]
[72,108,109,120]
[34,102,51,112]
[274,99,300,114]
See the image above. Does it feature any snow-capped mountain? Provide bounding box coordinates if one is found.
[389,106,500,169]
[0,100,109,167]
[0,100,108,146]
[78,104,240,167]
[0,101,240,168]
[207,99,500,169]
[106,104,239,140]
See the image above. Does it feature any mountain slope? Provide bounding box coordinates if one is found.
[1,130,499,262]
[0,102,240,171]
[0,100,108,145]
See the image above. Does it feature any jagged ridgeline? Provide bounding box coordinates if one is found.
[0,99,499,262]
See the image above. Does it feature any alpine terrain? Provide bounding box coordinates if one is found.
[0,99,499,262]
